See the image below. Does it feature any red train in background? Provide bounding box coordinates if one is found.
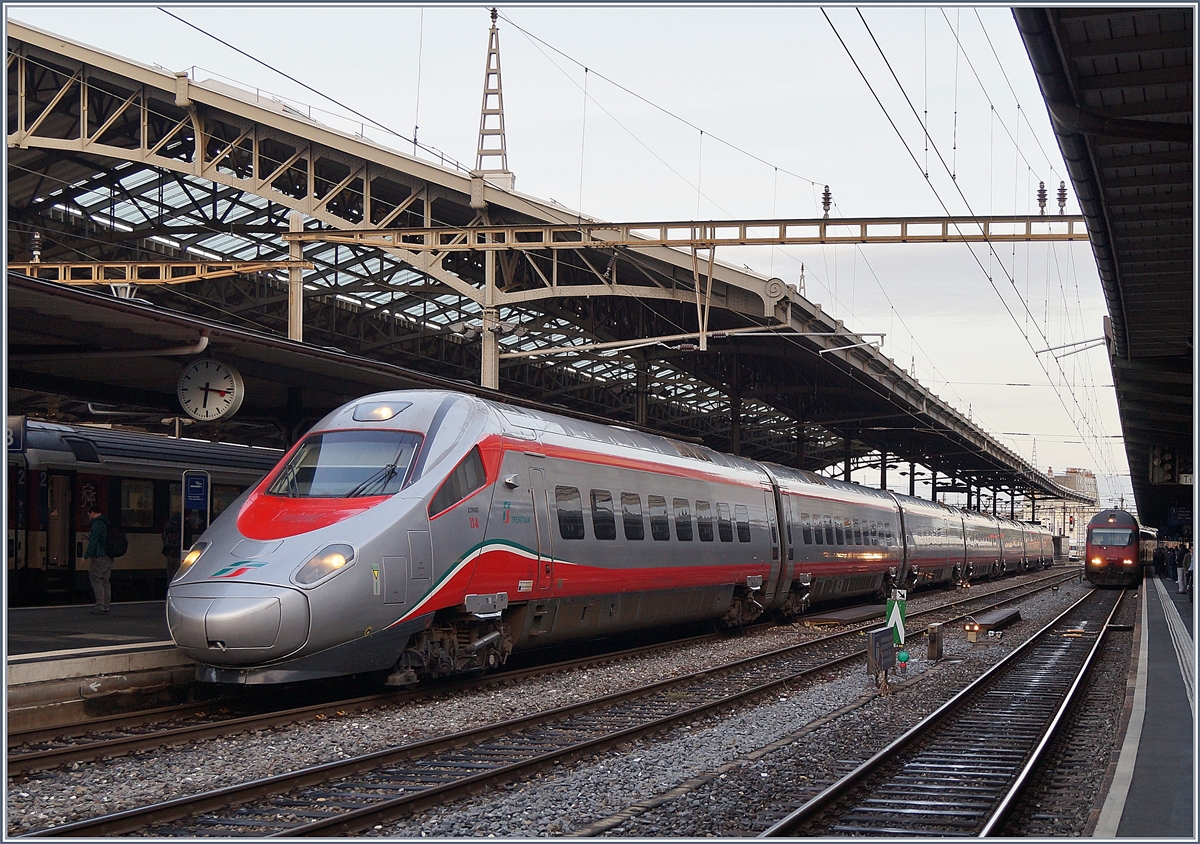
[1084,509,1147,587]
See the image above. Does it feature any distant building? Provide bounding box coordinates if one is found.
[1023,467,1101,555]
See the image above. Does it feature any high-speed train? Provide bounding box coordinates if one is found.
[166,390,1054,685]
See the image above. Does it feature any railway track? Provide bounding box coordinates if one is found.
[8,570,1070,778]
[760,585,1125,837]
[21,571,1074,837]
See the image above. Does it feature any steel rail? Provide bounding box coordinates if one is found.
[22,572,1072,838]
[759,586,1122,837]
[7,630,724,777]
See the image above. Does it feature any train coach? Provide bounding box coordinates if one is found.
[164,389,1055,687]
[1084,509,1145,587]
[7,419,279,605]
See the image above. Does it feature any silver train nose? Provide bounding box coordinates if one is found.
[167,581,311,665]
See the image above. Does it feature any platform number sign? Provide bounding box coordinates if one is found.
[6,416,26,453]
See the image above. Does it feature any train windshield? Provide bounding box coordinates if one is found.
[1090,528,1133,546]
[267,431,422,498]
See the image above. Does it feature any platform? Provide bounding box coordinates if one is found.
[6,601,195,729]
[1095,574,1195,838]
[800,604,886,627]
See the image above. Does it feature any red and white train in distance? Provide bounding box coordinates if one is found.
[1084,509,1148,587]
[165,390,1055,686]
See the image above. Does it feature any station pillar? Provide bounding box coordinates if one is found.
[480,241,499,390]
[288,211,304,342]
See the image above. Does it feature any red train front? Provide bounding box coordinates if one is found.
[1085,509,1142,587]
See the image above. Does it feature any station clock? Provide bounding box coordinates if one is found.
[177,358,245,421]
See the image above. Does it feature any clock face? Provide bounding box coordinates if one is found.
[177,359,245,421]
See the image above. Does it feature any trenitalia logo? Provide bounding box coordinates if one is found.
[212,562,268,578]
[502,502,531,524]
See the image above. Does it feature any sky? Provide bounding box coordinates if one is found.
[5,4,1133,513]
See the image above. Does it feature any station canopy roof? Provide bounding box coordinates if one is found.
[1016,7,1193,528]
[6,20,1089,505]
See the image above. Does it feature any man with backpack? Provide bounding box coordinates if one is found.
[84,506,116,614]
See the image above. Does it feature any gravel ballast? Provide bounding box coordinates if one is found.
[6,576,1098,837]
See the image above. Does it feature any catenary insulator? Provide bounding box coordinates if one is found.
[822,185,831,219]
[1057,181,1068,215]
[1037,181,1047,215]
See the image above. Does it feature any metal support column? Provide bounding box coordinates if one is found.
[288,211,304,342]
[635,358,648,427]
[930,470,938,502]
[880,451,888,491]
[909,461,916,497]
[730,392,741,456]
[481,241,499,390]
[843,439,852,483]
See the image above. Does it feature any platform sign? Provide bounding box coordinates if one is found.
[886,589,907,646]
[183,470,211,531]
[6,416,26,453]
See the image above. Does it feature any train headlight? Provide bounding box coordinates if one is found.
[295,544,355,585]
[1089,557,1103,567]
[176,542,210,579]
[1122,558,1134,566]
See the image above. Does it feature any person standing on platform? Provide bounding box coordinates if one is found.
[1179,544,1191,594]
[84,506,112,614]
[1167,544,1178,582]
[160,513,193,584]
[1154,544,1166,577]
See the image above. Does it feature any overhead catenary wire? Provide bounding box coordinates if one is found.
[829,9,1114,476]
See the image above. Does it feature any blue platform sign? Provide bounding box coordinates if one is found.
[183,470,211,531]
[6,416,26,453]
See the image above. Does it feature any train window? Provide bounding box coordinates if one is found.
[696,500,714,542]
[673,498,693,541]
[428,447,487,517]
[870,522,879,546]
[734,504,751,543]
[556,486,586,540]
[621,493,645,540]
[717,503,734,542]
[275,430,423,498]
[834,518,845,546]
[649,495,671,541]
[1091,528,1132,546]
[590,490,617,541]
[886,523,894,545]
[801,513,814,545]
[823,515,835,546]
[120,479,155,528]
[853,518,863,546]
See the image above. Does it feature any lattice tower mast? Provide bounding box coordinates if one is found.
[475,8,514,190]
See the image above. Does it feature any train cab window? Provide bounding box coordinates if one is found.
[277,430,423,499]
[648,495,671,541]
[428,446,486,517]
[801,513,814,545]
[834,518,845,546]
[1090,528,1132,546]
[717,503,734,542]
[621,493,645,540]
[556,486,586,540]
[673,498,693,541]
[696,500,714,541]
[590,490,617,540]
[120,479,155,528]
[734,504,751,543]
